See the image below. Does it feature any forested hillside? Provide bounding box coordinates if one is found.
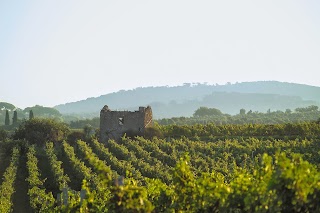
[54,81,320,118]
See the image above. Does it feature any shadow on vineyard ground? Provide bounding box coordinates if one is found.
[12,155,32,213]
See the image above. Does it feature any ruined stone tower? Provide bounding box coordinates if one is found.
[100,105,153,142]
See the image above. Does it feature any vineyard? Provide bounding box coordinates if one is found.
[1,122,320,212]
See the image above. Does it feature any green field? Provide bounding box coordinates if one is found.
[0,121,320,212]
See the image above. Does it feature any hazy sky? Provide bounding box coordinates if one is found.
[1,1,320,108]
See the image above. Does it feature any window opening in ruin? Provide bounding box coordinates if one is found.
[119,117,124,125]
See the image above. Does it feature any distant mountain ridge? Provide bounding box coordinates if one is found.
[54,81,320,118]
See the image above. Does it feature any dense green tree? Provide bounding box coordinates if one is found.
[0,129,8,141]
[5,110,10,125]
[12,110,17,125]
[23,105,61,118]
[193,107,223,117]
[83,124,94,138]
[29,110,34,120]
[295,105,319,113]
[0,102,16,110]
[157,106,320,126]
[13,118,70,146]
[285,108,292,114]
[240,108,246,115]
[144,126,164,139]
[69,117,100,129]
[67,130,86,144]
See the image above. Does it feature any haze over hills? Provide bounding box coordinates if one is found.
[54,81,320,119]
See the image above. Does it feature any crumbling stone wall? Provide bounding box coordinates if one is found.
[100,105,153,142]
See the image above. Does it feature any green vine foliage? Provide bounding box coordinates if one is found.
[1,123,320,212]
[26,145,56,212]
[0,146,20,213]
[54,150,320,212]
[45,142,70,190]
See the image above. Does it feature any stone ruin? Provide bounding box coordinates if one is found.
[100,105,153,142]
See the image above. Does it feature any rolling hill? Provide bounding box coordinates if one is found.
[54,81,320,118]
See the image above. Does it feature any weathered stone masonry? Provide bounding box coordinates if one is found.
[100,105,153,142]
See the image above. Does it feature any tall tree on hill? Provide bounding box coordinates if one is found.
[12,110,17,125]
[5,110,10,125]
[29,110,34,120]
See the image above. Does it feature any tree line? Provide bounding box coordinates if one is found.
[157,105,320,125]
[3,109,34,126]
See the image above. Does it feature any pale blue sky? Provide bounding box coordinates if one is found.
[1,1,320,108]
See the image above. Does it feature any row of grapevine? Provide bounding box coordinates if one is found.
[160,122,320,138]
[66,141,154,212]
[26,145,55,212]
[132,136,223,173]
[76,140,116,179]
[107,138,172,183]
[0,146,20,213]
[1,134,320,212]
[62,141,100,189]
[120,136,222,176]
[45,142,70,190]
[133,136,177,167]
[128,136,320,176]
[89,139,143,180]
[55,142,320,212]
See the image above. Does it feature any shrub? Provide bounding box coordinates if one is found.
[144,127,164,139]
[67,130,86,145]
